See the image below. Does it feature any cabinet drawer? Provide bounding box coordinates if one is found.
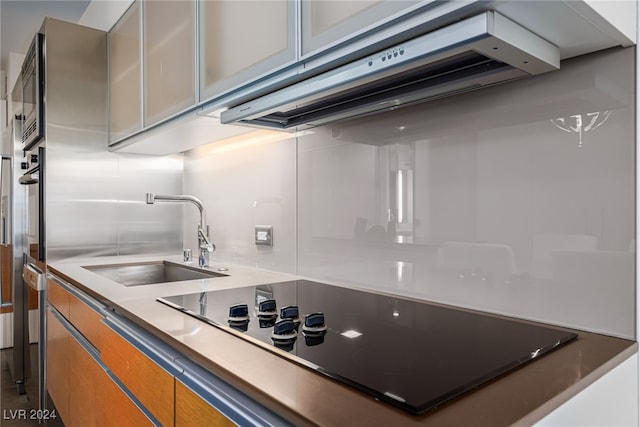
[101,325,174,426]
[46,309,70,423]
[47,278,71,319]
[48,277,103,348]
[68,290,103,349]
[68,332,152,427]
[175,380,233,427]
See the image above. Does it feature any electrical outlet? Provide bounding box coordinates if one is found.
[255,225,273,246]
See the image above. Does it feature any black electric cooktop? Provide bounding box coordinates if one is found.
[158,280,577,415]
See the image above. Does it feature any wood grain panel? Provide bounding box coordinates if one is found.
[68,291,103,349]
[101,326,174,426]
[69,334,152,427]
[27,286,38,310]
[46,310,70,424]
[47,279,71,319]
[175,380,234,427]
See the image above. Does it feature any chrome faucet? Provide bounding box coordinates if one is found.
[145,193,215,267]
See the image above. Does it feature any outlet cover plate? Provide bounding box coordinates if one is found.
[255,225,273,246]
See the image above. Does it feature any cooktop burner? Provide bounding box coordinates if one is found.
[158,280,577,414]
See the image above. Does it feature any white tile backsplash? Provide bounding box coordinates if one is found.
[184,47,635,339]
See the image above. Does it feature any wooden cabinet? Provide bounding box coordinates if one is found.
[68,333,152,427]
[108,1,142,143]
[68,289,103,348]
[47,278,71,318]
[101,325,175,426]
[46,272,278,426]
[46,277,151,426]
[143,0,196,127]
[198,0,296,103]
[47,308,151,427]
[48,278,102,347]
[46,310,70,422]
[175,380,234,427]
[300,0,421,57]
[48,274,174,426]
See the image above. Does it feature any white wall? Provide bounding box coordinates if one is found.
[584,0,637,45]
[78,0,134,31]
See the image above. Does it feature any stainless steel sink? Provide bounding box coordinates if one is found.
[83,261,227,286]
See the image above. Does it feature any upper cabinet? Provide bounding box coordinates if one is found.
[199,0,296,103]
[300,0,421,58]
[109,0,636,153]
[108,2,141,144]
[109,0,293,148]
[144,0,196,127]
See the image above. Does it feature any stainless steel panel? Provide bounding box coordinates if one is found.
[41,18,184,262]
[3,114,29,392]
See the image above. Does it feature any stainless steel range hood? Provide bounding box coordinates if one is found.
[221,11,559,130]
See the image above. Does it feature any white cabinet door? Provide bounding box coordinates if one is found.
[300,0,422,58]
[108,1,141,143]
[199,0,296,103]
[144,0,196,127]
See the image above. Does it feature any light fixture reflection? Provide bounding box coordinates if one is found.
[341,329,363,339]
[397,170,404,223]
[550,111,611,148]
[207,130,290,154]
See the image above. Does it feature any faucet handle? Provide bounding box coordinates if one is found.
[201,242,215,252]
[198,227,215,252]
[183,249,192,263]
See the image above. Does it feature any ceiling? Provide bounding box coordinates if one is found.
[1,0,91,74]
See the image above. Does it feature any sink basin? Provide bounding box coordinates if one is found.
[83,261,227,286]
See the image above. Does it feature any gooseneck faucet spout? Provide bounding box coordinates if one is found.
[145,193,216,267]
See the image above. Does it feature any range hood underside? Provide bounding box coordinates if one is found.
[242,52,527,130]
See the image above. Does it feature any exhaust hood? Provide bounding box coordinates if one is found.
[221,11,559,130]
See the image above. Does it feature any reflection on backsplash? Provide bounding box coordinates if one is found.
[297,47,635,339]
[550,110,612,148]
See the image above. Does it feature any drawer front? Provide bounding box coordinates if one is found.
[47,278,71,318]
[68,333,152,427]
[68,290,103,349]
[175,380,234,427]
[46,310,70,423]
[48,276,103,349]
[101,325,174,426]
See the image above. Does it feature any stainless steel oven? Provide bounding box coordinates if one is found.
[20,32,45,151]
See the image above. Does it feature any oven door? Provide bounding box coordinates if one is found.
[19,146,45,264]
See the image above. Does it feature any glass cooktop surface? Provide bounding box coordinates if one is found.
[158,280,577,414]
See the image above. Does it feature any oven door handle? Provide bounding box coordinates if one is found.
[23,262,46,291]
[19,172,39,185]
